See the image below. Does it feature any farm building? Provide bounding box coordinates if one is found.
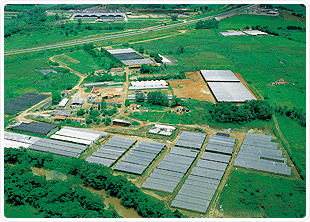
[70,98,84,109]
[207,82,256,103]
[58,98,69,108]
[273,78,289,85]
[200,70,256,103]
[28,138,88,158]
[129,80,168,90]
[112,119,132,126]
[54,115,67,121]
[149,124,176,136]
[51,109,72,117]
[87,93,97,103]
[107,48,154,66]
[67,117,86,123]
[219,31,246,37]
[71,10,124,21]
[50,126,107,145]
[128,103,140,110]
[8,121,58,137]
[158,54,172,64]
[4,131,40,149]
[61,90,71,97]
[200,70,240,82]
[84,82,123,88]
[243,30,268,36]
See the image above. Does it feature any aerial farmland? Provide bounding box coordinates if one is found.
[3,3,307,220]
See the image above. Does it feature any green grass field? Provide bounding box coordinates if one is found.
[53,50,102,74]
[218,169,306,218]
[274,114,306,179]
[130,19,305,110]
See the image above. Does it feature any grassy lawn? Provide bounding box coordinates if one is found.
[218,168,306,218]
[53,50,102,74]
[274,114,306,179]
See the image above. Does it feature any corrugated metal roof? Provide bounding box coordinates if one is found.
[201,70,240,82]
[207,82,256,102]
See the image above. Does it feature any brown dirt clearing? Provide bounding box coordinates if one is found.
[168,71,216,103]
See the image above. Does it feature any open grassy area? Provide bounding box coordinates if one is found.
[274,114,306,179]
[53,50,101,74]
[218,168,306,218]
[4,53,79,103]
[130,19,305,110]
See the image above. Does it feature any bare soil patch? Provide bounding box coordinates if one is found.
[168,71,216,103]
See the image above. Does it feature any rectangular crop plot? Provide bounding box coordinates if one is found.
[175,194,210,206]
[207,82,256,103]
[175,131,207,149]
[112,52,144,60]
[114,161,146,175]
[178,188,214,201]
[191,167,224,180]
[114,140,164,175]
[157,161,190,173]
[86,156,115,166]
[200,70,240,82]
[196,159,228,171]
[184,179,218,190]
[242,139,278,149]
[182,184,216,195]
[170,146,199,157]
[187,175,220,185]
[163,154,194,164]
[29,145,79,158]
[148,172,181,182]
[153,168,184,178]
[171,200,208,213]
[201,152,231,163]
[145,177,179,187]
[239,146,282,158]
[244,133,272,142]
[5,92,49,114]
[234,157,292,176]
[205,144,234,155]
[142,181,175,193]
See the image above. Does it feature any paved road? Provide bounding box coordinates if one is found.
[4,5,255,56]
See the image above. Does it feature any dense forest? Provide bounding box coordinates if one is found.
[4,148,186,218]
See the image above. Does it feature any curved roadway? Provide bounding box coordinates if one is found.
[4,5,255,56]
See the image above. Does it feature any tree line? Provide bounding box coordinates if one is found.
[5,163,120,218]
[4,148,186,218]
[195,19,219,29]
[209,100,273,124]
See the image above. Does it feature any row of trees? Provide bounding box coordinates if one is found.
[274,105,306,127]
[140,64,160,74]
[209,100,273,124]
[5,164,120,218]
[4,148,186,218]
[195,19,219,29]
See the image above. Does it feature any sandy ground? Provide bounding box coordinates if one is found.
[168,71,216,103]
